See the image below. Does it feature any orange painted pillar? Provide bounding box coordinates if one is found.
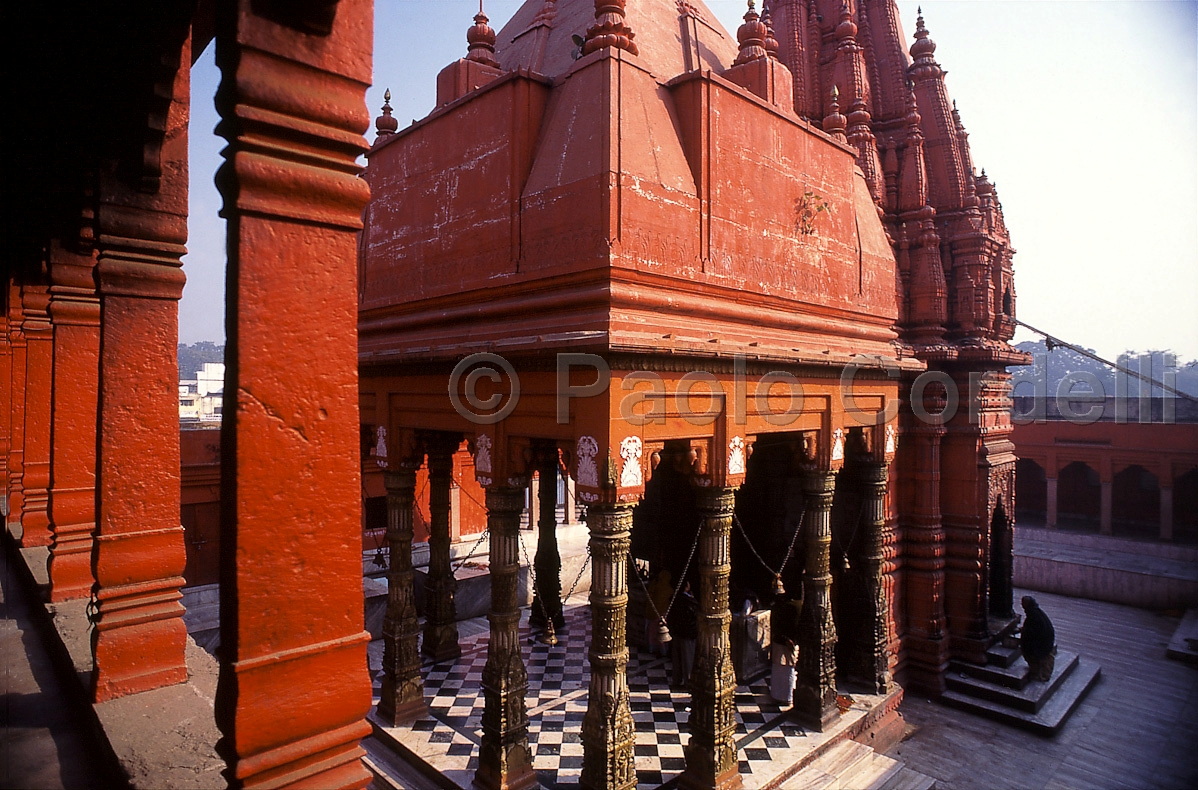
[90,37,191,701]
[20,283,54,548]
[46,243,101,601]
[1,292,10,510]
[212,2,373,787]
[5,282,26,529]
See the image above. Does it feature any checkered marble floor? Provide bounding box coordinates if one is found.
[370,594,890,789]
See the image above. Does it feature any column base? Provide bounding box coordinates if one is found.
[20,505,52,547]
[901,635,949,696]
[220,720,372,790]
[678,755,744,790]
[472,743,538,790]
[93,604,188,702]
[790,690,840,733]
[47,527,95,602]
[377,689,428,728]
[422,625,462,664]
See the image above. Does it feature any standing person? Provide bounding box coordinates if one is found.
[770,591,803,705]
[668,580,698,688]
[1020,595,1056,682]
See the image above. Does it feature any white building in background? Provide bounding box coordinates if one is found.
[180,362,225,425]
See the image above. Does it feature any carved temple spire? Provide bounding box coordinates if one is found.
[467,2,501,68]
[909,6,937,70]
[822,85,848,142]
[762,3,780,59]
[908,9,970,212]
[952,100,979,206]
[734,1,769,65]
[582,0,639,56]
[374,89,398,138]
[898,84,928,214]
[847,88,884,204]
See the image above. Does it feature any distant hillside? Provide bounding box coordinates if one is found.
[1011,341,1198,398]
[178,342,224,380]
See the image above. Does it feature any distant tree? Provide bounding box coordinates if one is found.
[1011,341,1197,398]
[178,342,224,380]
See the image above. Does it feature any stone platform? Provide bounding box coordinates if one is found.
[366,593,909,789]
[1014,526,1198,609]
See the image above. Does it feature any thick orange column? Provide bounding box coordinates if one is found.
[212,2,373,787]
[90,36,191,702]
[19,283,54,548]
[1,291,10,510]
[47,243,101,601]
[5,283,26,529]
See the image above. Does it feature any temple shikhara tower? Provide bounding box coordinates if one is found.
[3,1,1054,789]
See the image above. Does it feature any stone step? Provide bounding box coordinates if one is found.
[1166,608,1198,666]
[942,658,1102,735]
[950,655,1031,690]
[855,752,904,790]
[875,765,938,790]
[985,642,1021,668]
[781,741,877,790]
[945,651,1079,713]
[363,730,458,790]
[779,739,927,790]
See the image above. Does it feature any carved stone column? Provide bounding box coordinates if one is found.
[46,243,100,601]
[902,408,949,695]
[90,28,190,705]
[19,283,53,547]
[581,502,636,790]
[6,284,27,530]
[1,301,9,505]
[378,463,427,726]
[530,448,564,631]
[475,486,537,790]
[213,3,373,786]
[851,460,892,693]
[423,433,462,663]
[794,467,839,732]
[680,487,742,790]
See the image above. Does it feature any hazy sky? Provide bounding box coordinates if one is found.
[182,0,1198,362]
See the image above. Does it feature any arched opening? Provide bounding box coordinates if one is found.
[1112,464,1160,539]
[1002,286,1012,316]
[988,498,1013,617]
[1015,458,1047,526]
[1057,461,1101,532]
[1174,467,1198,545]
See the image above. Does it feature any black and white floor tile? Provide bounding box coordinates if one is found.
[370,595,885,788]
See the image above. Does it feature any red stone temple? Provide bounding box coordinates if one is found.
[3,1,1049,788]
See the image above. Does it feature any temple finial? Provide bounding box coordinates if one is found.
[836,1,857,40]
[467,3,501,68]
[375,89,398,137]
[734,1,769,65]
[823,85,847,141]
[911,7,936,60]
[583,0,639,56]
[761,4,780,59]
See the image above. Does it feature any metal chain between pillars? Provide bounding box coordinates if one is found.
[451,526,491,575]
[732,509,805,596]
[634,520,704,645]
[518,530,560,645]
[561,544,591,602]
